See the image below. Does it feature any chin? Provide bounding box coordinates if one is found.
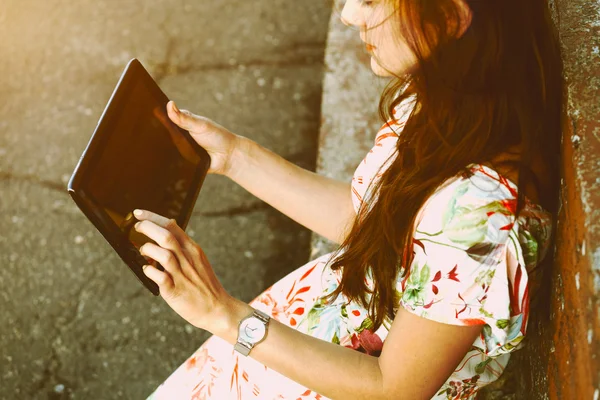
[370,57,394,77]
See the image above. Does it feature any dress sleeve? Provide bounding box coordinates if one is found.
[398,174,528,356]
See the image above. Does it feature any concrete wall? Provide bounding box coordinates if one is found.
[0,2,331,398]
[314,0,600,398]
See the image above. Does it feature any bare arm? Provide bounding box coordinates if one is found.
[165,102,355,244]
[227,137,356,244]
[214,297,483,400]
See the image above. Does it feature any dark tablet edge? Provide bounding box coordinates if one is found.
[67,58,212,296]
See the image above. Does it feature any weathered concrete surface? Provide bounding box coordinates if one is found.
[0,1,331,398]
[314,1,600,399]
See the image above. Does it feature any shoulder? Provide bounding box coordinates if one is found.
[375,95,417,142]
[429,163,518,208]
[399,165,519,329]
[398,165,537,356]
[415,164,518,248]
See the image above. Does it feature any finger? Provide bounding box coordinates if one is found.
[135,218,184,252]
[134,209,199,261]
[133,210,202,282]
[140,242,181,276]
[166,101,206,132]
[142,264,175,293]
[166,100,184,127]
[134,209,189,249]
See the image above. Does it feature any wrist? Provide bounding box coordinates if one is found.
[210,296,255,345]
[226,136,255,182]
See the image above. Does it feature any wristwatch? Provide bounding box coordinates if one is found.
[234,309,271,356]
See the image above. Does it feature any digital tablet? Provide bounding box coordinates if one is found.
[67,58,211,296]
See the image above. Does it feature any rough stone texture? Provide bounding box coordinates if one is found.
[315,1,600,399]
[310,7,391,259]
[0,1,331,398]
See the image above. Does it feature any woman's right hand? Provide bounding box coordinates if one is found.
[166,101,245,177]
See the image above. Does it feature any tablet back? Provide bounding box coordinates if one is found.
[68,58,211,295]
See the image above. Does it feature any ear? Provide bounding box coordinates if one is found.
[452,0,473,39]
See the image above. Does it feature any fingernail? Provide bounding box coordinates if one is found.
[172,102,180,114]
[134,209,143,217]
[134,222,141,230]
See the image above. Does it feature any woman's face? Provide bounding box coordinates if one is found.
[340,0,416,77]
[340,0,472,77]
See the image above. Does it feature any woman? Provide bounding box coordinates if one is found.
[137,0,563,398]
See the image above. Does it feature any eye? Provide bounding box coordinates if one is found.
[359,0,374,6]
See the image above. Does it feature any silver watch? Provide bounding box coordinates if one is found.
[234,309,270,356]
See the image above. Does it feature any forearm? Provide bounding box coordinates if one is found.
[227,137,356,244]
[214,297,386,400]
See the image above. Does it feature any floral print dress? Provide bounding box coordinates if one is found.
[147,98,553,400]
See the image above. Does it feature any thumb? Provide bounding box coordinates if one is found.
[166,101,195,131]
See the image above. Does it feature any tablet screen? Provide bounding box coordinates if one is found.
[84,78,202,250]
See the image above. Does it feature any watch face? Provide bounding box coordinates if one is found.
[239,317,266,343]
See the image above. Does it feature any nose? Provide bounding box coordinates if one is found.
[340,0,363,28]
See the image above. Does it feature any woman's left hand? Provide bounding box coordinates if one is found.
[132,208,233,332]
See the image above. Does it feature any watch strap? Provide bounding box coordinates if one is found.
[252,309,270,324]
[234,341,251,356]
